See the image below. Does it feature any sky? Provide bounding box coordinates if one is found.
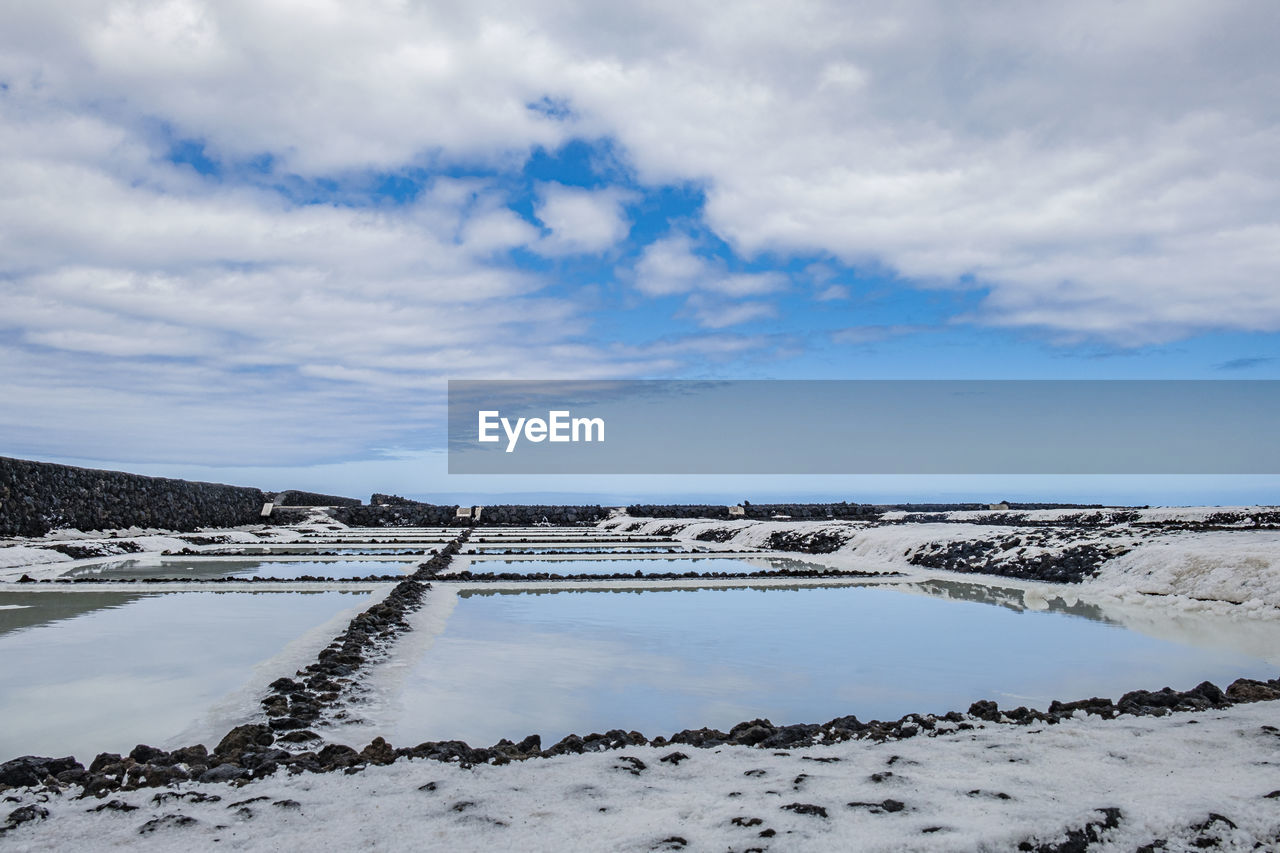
[1,1,1279,504]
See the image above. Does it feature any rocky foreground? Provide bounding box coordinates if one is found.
[2,689,1279,851]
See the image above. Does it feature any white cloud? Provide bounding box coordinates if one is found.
[3,0,1280,467]
[633,234,709,296]
[566,2,1280,344]
[684,297,777,330]
[0,98,687,463]
[1,0,577,174]
[633,234,787,298]
[457,202,542,257]
[534,184,633,255]
[831,324,924,346]
[5,1,1277,345]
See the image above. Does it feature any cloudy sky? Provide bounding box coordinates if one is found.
[2,0,1278,502]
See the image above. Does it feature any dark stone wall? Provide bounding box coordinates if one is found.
[882,502,1109,512]
[626,502,879,520]
[331,504,459,526]
[0,455,267,537]
[479,505,607,525]
[272,490,361,507]
[329,502,608,526]
[627,502,1115,520]
[369,494,419,506]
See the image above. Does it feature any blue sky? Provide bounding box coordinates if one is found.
[1,1,1278,503]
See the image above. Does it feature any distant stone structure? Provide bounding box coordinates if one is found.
[331,500,607,527]
[628,503,879,521]
[272,490,362,507]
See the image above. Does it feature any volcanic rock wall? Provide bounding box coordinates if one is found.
[272,490,362,507]
[0,455,267,537]
[330,503,459,527]
[330,502,608,526]
[477,504,607,524]
[626,502,879,520]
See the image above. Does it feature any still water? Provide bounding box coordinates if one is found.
[358,583,1280,748]
[467,545,692,554]
[454,557,797,575]
[62,558,415,580]
[0,589,380,761]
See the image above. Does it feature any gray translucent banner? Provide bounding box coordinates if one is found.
[447,380,1280,474]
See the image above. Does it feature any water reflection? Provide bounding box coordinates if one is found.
[458,581,883,598]
[903,579,1113,624]
[62,558,414,580]
[362,584,1280,749]
[210,546,437,555]
[0,590,375,761]
[468,545,692,554]
[456,557,816,575]
[0,590,152,637]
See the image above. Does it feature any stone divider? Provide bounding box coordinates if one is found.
[0,529,471,793]
[445,568,897,582]
[7,672,1277,795]
[17,575,416,585]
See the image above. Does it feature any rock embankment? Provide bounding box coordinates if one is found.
[446,567,894,582]
[907,539,1131,583]
[3,675,1275,798]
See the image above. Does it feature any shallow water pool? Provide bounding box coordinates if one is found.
[0,588,382,761]
[453,557,797,576]
[350,583,1280,749]
[467,545,692,554]
[62,558,415,580]
[219,546,438,556]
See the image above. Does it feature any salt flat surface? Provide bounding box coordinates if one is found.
[5,702,1279,851]
[603,514,1280,612]
[1090,531,1280,606]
